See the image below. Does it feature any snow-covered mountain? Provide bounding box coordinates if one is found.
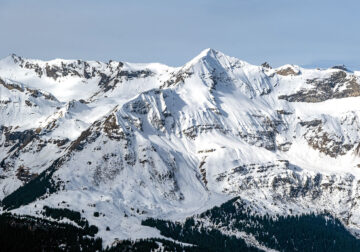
[1,49,360,249]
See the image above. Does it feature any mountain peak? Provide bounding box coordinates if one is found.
[198,48,219,57]
[0,53,23,65]
[184,48,235,70]
[182,48,250,74]
[186,48,220,65]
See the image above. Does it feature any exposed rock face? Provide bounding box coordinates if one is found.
[3,128,37,151]
[238,114,284,151]
[16,165,38,183]
[303,124,354,158]
[0,78,57,101]
[276,66,300,76]
[261,62,272,69]
[298,113,360,158]
[13,54,94,80]
[214,159,360,227]
[279,71,360,102]
[332,65,350,71]
[8,54,154,100]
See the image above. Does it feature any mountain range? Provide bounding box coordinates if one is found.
[1,49,360,250]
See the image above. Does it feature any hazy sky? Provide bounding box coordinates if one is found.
[1,0,359,68]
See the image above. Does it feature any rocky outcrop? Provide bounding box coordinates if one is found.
[215,159,360,226]
[299,116,360,157]
[0,78,58,101]
[276,67,300,76]
[279,71,360,102]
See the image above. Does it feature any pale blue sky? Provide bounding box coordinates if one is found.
[1,0,359,68]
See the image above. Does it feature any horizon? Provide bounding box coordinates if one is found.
[3,48,359,71]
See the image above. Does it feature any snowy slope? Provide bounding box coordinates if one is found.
[1,49,360,247]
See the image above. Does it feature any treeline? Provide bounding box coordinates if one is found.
[1,160,61,210]
[43,206,98,236]
[142,197,360,252]
[142,217,259,252]
[105,238,197,252]
[0,212,102,251]
[2,198,360,251]
[0,211,195,251]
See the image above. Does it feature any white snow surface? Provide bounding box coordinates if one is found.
[2,49,360,247]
